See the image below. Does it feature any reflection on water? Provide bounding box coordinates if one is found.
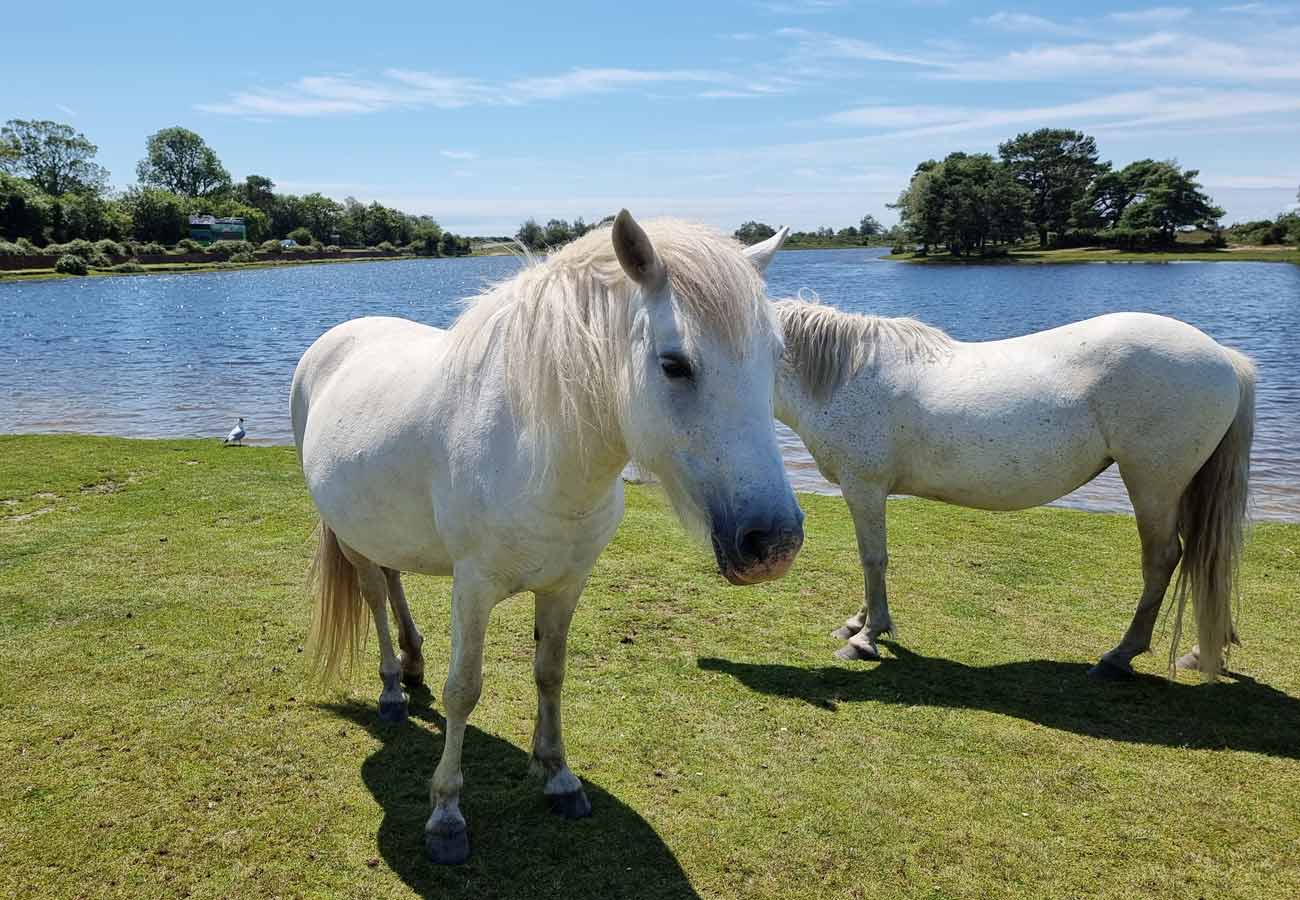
[3,251,1298,520]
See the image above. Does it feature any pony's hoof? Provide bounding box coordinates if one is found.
[830,625,858,640]
[547,788,592,820]
[425,824,470,865]
[1087,659,1135,682]
[378,697,409,724]
[834,641,880,662]
[1175,650,1201,672]
[401,670,425,688]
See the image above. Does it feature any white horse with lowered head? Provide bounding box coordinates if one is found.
[291,212,803,864]
[768,286,1254,683]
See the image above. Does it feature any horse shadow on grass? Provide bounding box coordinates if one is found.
[322,687,700,900]
[699,643,1300,759]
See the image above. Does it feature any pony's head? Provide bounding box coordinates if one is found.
[611,212,803,584]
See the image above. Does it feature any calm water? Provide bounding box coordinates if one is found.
[3,250,1298,520]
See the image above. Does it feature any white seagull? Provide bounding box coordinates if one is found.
[223,417,246,446]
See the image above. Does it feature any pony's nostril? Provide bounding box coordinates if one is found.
[737,527,769,564]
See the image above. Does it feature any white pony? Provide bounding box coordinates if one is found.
[291,212,803,865]
[769,285,1254,684]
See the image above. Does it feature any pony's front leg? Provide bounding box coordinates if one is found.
[530,582,591,819]
[425,568,498,865]
[835,484,894,662]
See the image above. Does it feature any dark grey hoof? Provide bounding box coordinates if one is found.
[378,698,409,723]
[547,788,592,819]
[1087,658,1135,682]
[835,641,880,662]
[831,625,859,640]
[425,825,470,865]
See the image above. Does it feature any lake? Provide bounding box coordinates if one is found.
[3,250,1298,520]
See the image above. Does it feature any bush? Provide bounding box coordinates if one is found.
[890,240,911,256]
[260,239,281,252]
[16,237,38,253]
[55,254,88,275]
[228,251,257,264]
[93,238,125,259]
[87,251,112,268]
[140,241,166,255]
[287,227,313,245]
[206,239,255,257]
[109,261,145,273]
[376,241,397,253]
[324,244,341,254]
[0,240,26,256]
[177,238,203,252]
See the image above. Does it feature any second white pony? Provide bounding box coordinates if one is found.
[768,289,1254,684]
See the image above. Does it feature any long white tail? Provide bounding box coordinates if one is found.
[306,522,366,682]
[1169,350,1255,683]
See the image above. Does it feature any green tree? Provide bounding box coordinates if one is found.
[1119,163,1223,242]
[892,153,1028,257]
[0,172,54,242]
[543,219,571,246]
[295,193,343,243]
[136,127,232,198]
[439,231,471,256]
[0,119,109,196]
[516,218,544,249]
[120,187,190,244]
[411,220,445,255]
[858,214,882,237]
[52,192,130,242]
[734,221,777,245]
[999,128,1103,247]
[236,175,276,212]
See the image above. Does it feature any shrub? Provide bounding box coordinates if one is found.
[93,238,125,258]
[55,254,89,275]
[324,244,341,254]
[87,251,113,268]
[109,261,145,273]
[287,227,313,245]
[140,241,166,255]
[228,251,257,264]
[16,237,39,253]
[0,240,26,256]
[260,239,281,252]
[177,238,203,252]
[206,239,255,257]
[376,241,397,253]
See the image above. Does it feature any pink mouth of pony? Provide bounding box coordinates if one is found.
[720,541,802,585]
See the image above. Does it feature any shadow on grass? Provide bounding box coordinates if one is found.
[699,643,1300,759]
[322,688,700,900]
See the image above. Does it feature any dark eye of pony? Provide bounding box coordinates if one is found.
[659,352,694,381]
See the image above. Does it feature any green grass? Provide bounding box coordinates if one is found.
[898,246,1300,265]
[0,255,432,283]
[3,435,1298,899]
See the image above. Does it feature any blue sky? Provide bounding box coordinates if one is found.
[5,1,1298,234]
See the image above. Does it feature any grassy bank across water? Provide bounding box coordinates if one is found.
[897,246,1300,265]
[3,435,1299,899]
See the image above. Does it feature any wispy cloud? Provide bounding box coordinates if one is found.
[757,0,847,14]
[1106,6,1192,23]
[440,149,477,160]
[199,66,790,117]
[973,12,1085,37]
[777,28,949,67]
[55,103,77,117]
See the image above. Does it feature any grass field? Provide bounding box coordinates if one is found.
[3,435,1298,899]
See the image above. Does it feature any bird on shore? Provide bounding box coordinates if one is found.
[223,417,246,446]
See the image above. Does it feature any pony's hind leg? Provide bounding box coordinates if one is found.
[530,582,591,819]
[835,482,894,662]
[1089,474,1182,681]
[384,568,425,687]
[338,545,408,722]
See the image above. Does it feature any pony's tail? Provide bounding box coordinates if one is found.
[306,522,366,683]
[1168,350,1255,683]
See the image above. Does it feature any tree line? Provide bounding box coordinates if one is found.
[890,128,1248,257]
[0,119,472,255]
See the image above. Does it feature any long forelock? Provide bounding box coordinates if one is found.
[773,298,953,400]
[440,219,775,470]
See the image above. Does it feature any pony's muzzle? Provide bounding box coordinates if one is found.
[713,513,804,585]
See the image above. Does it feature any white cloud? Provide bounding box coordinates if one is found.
[1106,6,1192,23]
[757,0,847,14]
[777,28,949,67]
[440,150,477,160]
[199,66,792,118]
[973,12,1084,36]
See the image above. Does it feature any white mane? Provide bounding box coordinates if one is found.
[773,298,953,400]
[443,219,776,465]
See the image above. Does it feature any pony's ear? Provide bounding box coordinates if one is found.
[612,209,667,289]
[742,226,790,274]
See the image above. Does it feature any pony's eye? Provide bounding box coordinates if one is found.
[660,353,694,381]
